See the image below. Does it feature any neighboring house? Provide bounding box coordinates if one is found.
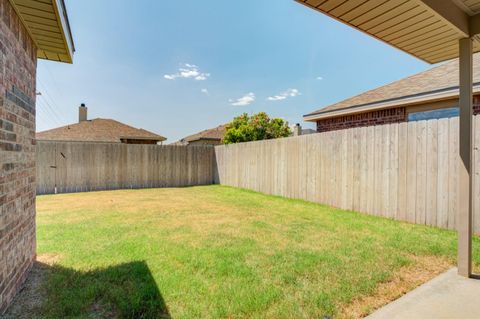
[304,54,480,132]
[173,124,227,146]
[36,104,166,144]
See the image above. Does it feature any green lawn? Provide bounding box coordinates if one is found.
[32,185,479,319]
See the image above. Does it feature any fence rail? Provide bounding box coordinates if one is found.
[215,115,480,233]
[36,141,216,194]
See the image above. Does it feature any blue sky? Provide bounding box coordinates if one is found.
[36,0,432,142]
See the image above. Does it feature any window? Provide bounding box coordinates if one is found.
[408,107,459,121]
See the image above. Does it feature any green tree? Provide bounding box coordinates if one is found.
[223,112,291,144]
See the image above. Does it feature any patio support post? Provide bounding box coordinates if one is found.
[458,37,474,278]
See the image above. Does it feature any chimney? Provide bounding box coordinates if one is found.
[293,123,302,136]
[79,103,87,122]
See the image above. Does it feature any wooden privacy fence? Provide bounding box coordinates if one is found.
[37,117,480,233]
[215,115,480,233]
[36,141,216,194]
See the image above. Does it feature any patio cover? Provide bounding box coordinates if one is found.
[296,0,480,277]
[297,0,480,63]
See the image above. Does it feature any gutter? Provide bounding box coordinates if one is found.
[119,136,167,142]
[186,137,222,142]
[52,0,75,61]
[59,0,75,53]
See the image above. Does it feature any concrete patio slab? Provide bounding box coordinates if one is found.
[367,268,480,319]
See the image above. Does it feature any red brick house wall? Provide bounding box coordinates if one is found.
[0,0,37,313]
[474,96,480,115]
[317,97,480,133]
[316,107,406,132]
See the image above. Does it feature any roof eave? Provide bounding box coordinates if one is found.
[186,137,222,142]
[119,136,167,142]
[42,0,74,63]
[303,85,480,122]
[294,0,433,64]
[9,0,75,63]
[295,0,480,64]
[55,0,75,61]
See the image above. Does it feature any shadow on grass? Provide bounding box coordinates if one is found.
[5,260,171,319]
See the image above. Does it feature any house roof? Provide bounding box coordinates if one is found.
[36,119,166,143]
[174,125,227,145]
[10,0,75,63]
[304,53,480,121]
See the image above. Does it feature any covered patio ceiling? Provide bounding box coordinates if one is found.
[296,0,480,63]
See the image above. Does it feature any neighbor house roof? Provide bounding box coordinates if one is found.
[173,125,227,145]
[304,53,480,121]
[10,0,75,63]
[36,119,166,143]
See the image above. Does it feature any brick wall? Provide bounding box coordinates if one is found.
[316,107,406,132]
[0,0,37,314]
[473,96,480,115]
[317,97,480,133]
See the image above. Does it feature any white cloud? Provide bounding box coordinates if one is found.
[195,74,209,81]
[267,88,301,101]
[317,76,323,80]
[201,88,209,95]
[229,92,255,106]
[164,64,210,81]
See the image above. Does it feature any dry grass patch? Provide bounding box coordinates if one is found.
[340,255,452,318]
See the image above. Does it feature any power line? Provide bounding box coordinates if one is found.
[37,80,71,123]
[37,98,63,127]
[37,106,60,129]
[38,81,68,117]
[41,63,66,100]
[35,109,54,129]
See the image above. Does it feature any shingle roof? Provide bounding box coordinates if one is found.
[304,53,480,119]
[173,125,227,145]
[36,119,166,143]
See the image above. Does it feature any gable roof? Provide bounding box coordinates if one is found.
[304,53,480,121]
[36,119,166,143]
[174,125,227,145]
